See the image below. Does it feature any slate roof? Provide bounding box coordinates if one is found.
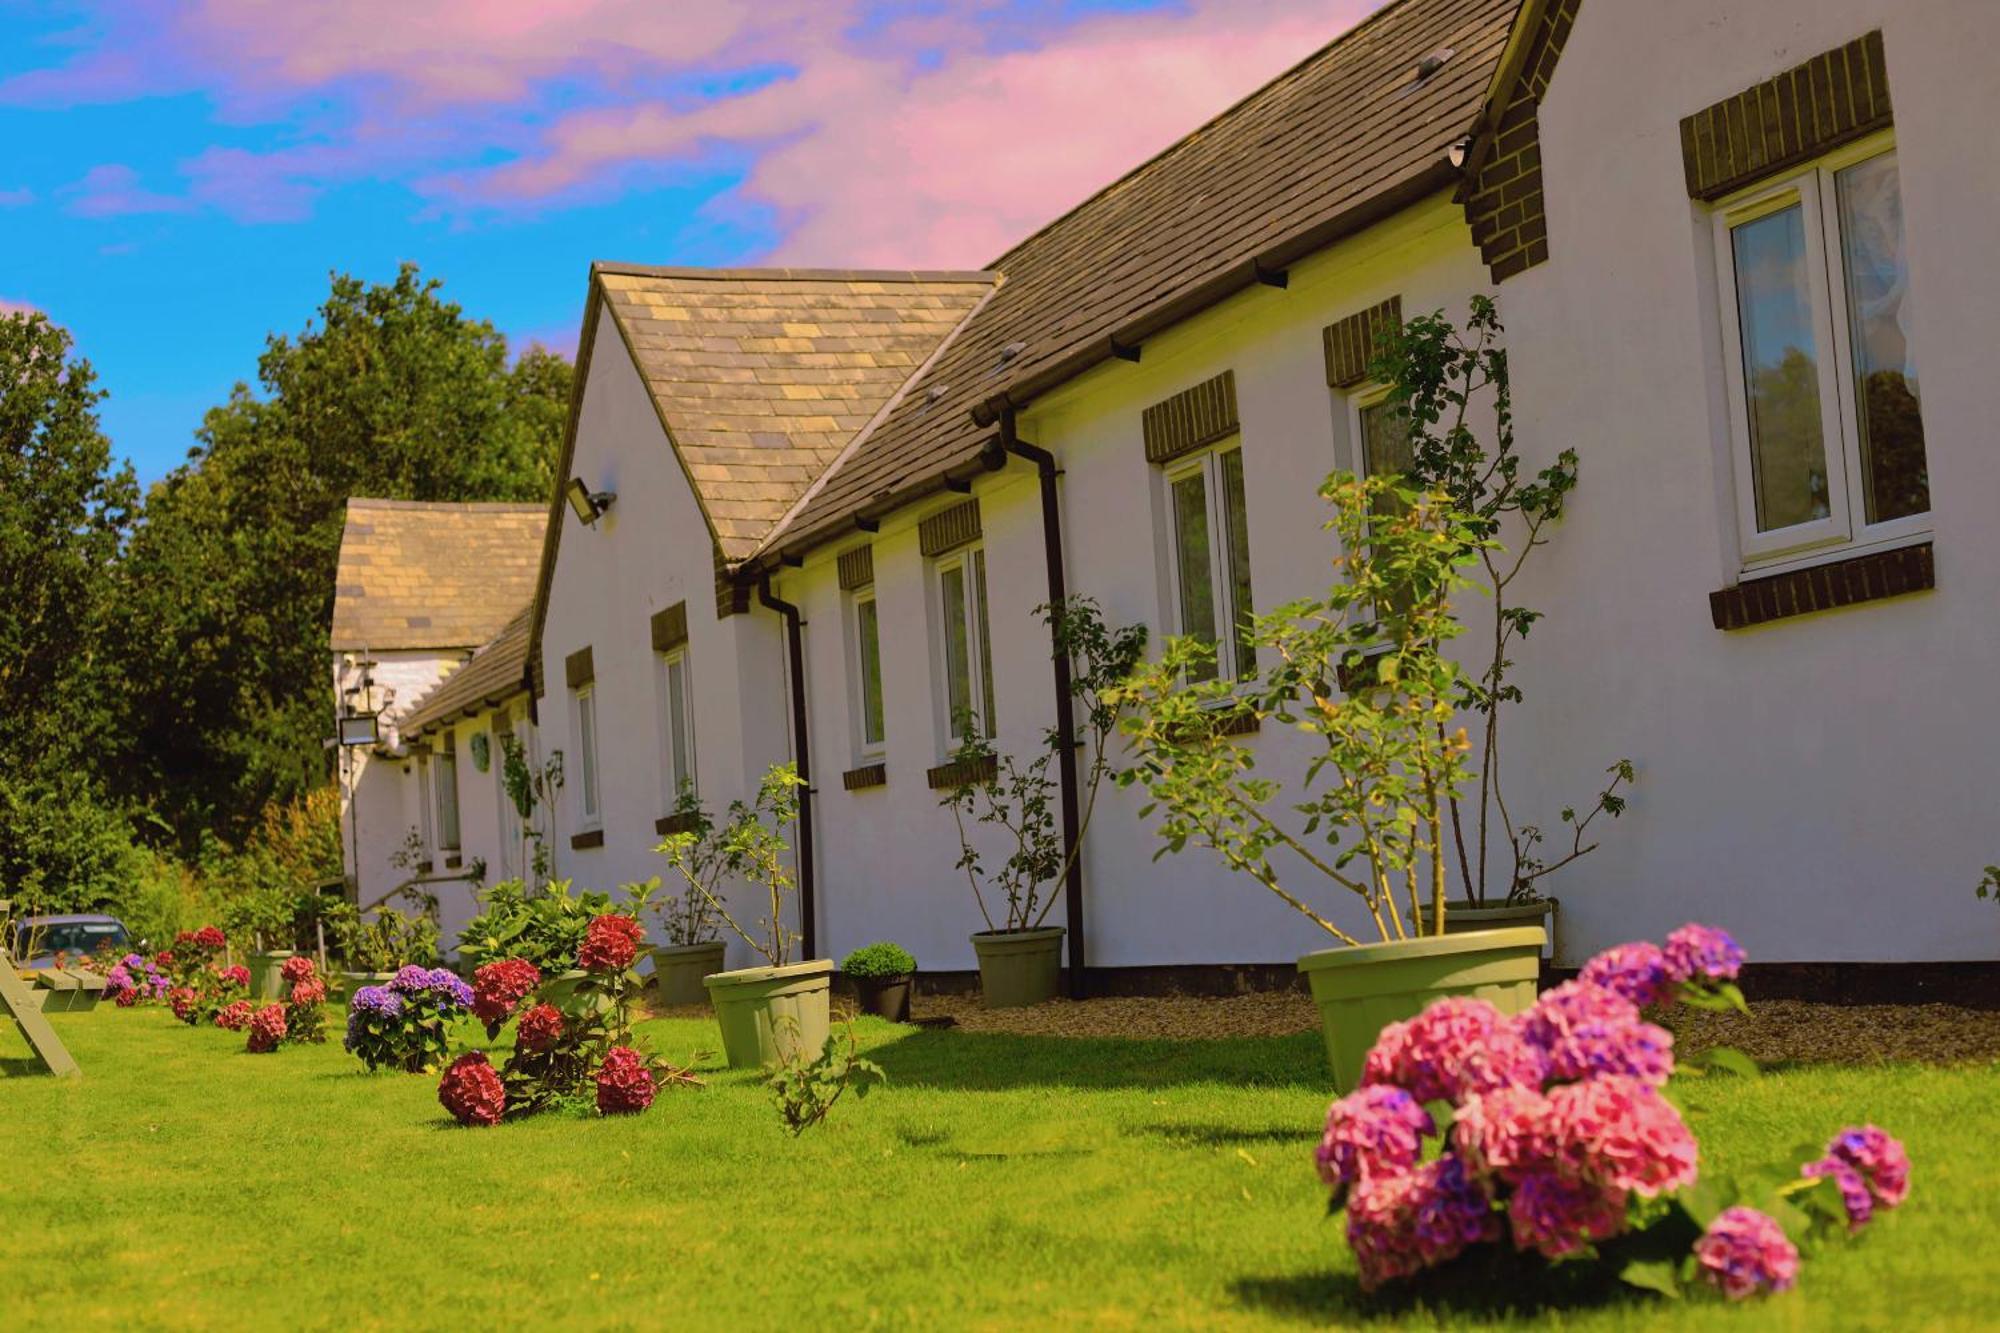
[759,0,1521,560]
[330,500,547,650]
[594,267,998,559]
[399,605,533,736]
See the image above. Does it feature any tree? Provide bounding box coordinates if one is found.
[0,310,141,908]
[105,264,571,853]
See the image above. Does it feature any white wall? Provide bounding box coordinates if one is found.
[536,313,796,970]
[336,648,455,913]
[1490,0,2000,963]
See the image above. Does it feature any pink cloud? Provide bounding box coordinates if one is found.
[0,187,33,207]
[0,297,40,317]
[61,164,192,219]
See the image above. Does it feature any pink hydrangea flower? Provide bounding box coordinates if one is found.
[1663,923,1745,984]
[1362,997,1539,1104]
[1578,941,1677,1008]
[1507,1168,1628,1258]
[1806,1124,1909,1227]
[1452,1085,1558,1184]
[1694,1207,1799,1299]
[1345,1157,1496,1291]
[1316,1085,1434,1195]
[1801,1157,1875,1231]
[1547,1076,1698,1199]
[1520,981,1674,1085]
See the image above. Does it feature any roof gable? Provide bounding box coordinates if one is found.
[330,500,547,651]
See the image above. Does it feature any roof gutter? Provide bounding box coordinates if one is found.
[757,574,818,962]
[978,409,1087,998]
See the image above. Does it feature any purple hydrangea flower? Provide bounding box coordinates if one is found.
[426,968,474,1009]
[121,952,146,969]
[105,965,133,990]
[1802,1157,1875,1230]
[1578,941,1677,1008]
[1822,1124,1910,1209]
[1662,923,1745,984]
[388,964,434,994]
[1519,981,1673,1084]
[350,985,405,1019]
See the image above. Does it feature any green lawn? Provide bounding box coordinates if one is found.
[2,1004,1993,1330]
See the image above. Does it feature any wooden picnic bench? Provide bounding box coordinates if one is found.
[0,899,83,1078]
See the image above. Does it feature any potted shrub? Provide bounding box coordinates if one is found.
[840,942,916,1021]
[941,597,1144,1008]
[689,764,830,1068]
[222,883,301,1000]
[330,896,438,998]
[648,787,730,1007]
[1115,473,1544,1092]
[1369,301,1635,948]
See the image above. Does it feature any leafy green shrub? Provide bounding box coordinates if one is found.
[840,941,916,978]
[766,1021,883,1136]
[328,899,439,971]
[457,878,612,972]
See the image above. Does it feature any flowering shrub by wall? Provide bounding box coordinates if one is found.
[1317,923,1907,1302]
[344,965,472,1073]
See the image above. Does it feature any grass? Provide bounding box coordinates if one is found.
[2,1004,1994,1330]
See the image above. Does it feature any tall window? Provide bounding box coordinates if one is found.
[850,586,885,756]
[1165,443,1256,681]
[936,548,996,742]
[657,647,695,802]
[415,753,434,860]
[1714,135,1928,568]
[573,683,601,827]
[494,712,521,880]
[435,730,462,853]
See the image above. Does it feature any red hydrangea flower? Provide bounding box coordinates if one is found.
[215,1000,254,1031]
[220,965,251,989]
[194,925,226,951]
[595,1046,656,1115]
[471,958,543,1025]
[114,986,140,1008]
[280,956,317,984]
[154,950,176,969]
[246,1004,288,1053]
[516,1002,565,1052]
[439,1052,506,1127]
[578,914,645,973]
[289,978,328,1008]
[168,987,199,1022]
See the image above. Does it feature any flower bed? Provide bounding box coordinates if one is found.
[1317,922,1907,1302]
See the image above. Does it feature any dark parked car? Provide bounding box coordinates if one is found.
[10,913,132,968]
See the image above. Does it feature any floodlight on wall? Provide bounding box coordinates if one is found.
[338,713,380,746]
[565,476,616,525]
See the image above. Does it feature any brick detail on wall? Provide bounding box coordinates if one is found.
[1462,0,1579,283]
[649,601,688,652]
[715,554,751,619]
[1142,369,1239,465]
[654,810,700,837]
[1709,542,1932,631]
[837,545,875,590]
[570,828,605,850]
[563,645,594,688]
[1323,297,1404,388]
[842,763,887,792]
[926,753,998,791]
[1680,31,1891,202]
[918,499,982,558]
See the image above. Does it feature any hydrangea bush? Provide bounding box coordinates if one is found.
[437,912,697,1126]
[244,956,329,1053]
[344,965,473,1072]
[160,927,251,1027]
[103,952,170,1007]
[1317,923,1907,1301]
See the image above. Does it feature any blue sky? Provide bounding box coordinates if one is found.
[0,0,1372,482]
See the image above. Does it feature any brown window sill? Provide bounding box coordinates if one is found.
[842,763,887,791]
[414,860,434,875]
[654,811,700,837]
[1710,542,1933,631]
[570,828,605,850]
[443,854,463,870]
[927,754,998,791]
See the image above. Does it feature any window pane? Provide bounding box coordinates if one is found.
[1837,151,1928,524]
[856,596,884,748]
[1731,203,1831,532]
[940,565,973,737]
[1171,470,1218,681]
[667,657,690,793]
[973,549,997,735]
[1219,449,1256,679]
[436,749,460,850]
[578,691,600,818]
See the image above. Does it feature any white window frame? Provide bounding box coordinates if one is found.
[572,682,602,830]
[933,545,996,748]
[847,583,886,761]
[1162,439,1256,682]
[434,728,462,853]
[656,646,696,806]
[1712,131,1929,574]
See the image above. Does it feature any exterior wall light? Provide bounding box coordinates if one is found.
[565,477,617,525]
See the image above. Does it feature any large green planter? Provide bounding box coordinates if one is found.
[704,959,832,1069]
[339,971,396,1002]
[1297,926,1545,1092]
[650,941,727,1009]
[247,950,297,1001]
[1418,898,1556,954]
[972,928,1064,1009]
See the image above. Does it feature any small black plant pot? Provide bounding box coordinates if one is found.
[853,973,913,1022]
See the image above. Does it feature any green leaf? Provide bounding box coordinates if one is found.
[1701,1045,1760,1079]
[1618,1258,1683,1300]
[1678,1174,1732,1229]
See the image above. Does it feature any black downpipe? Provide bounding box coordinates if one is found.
[987,408,1087,998]
[758,575,817,962]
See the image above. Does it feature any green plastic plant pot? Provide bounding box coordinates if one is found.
[971,928,1064,1009]
[704,959,832,1069]
[247,950,296,1001]
[650,942,727,1009]
[1417,899,1558,958]
[852,973,914,1022]
[339,971,396,1001]
[1297,926,1545,1093]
